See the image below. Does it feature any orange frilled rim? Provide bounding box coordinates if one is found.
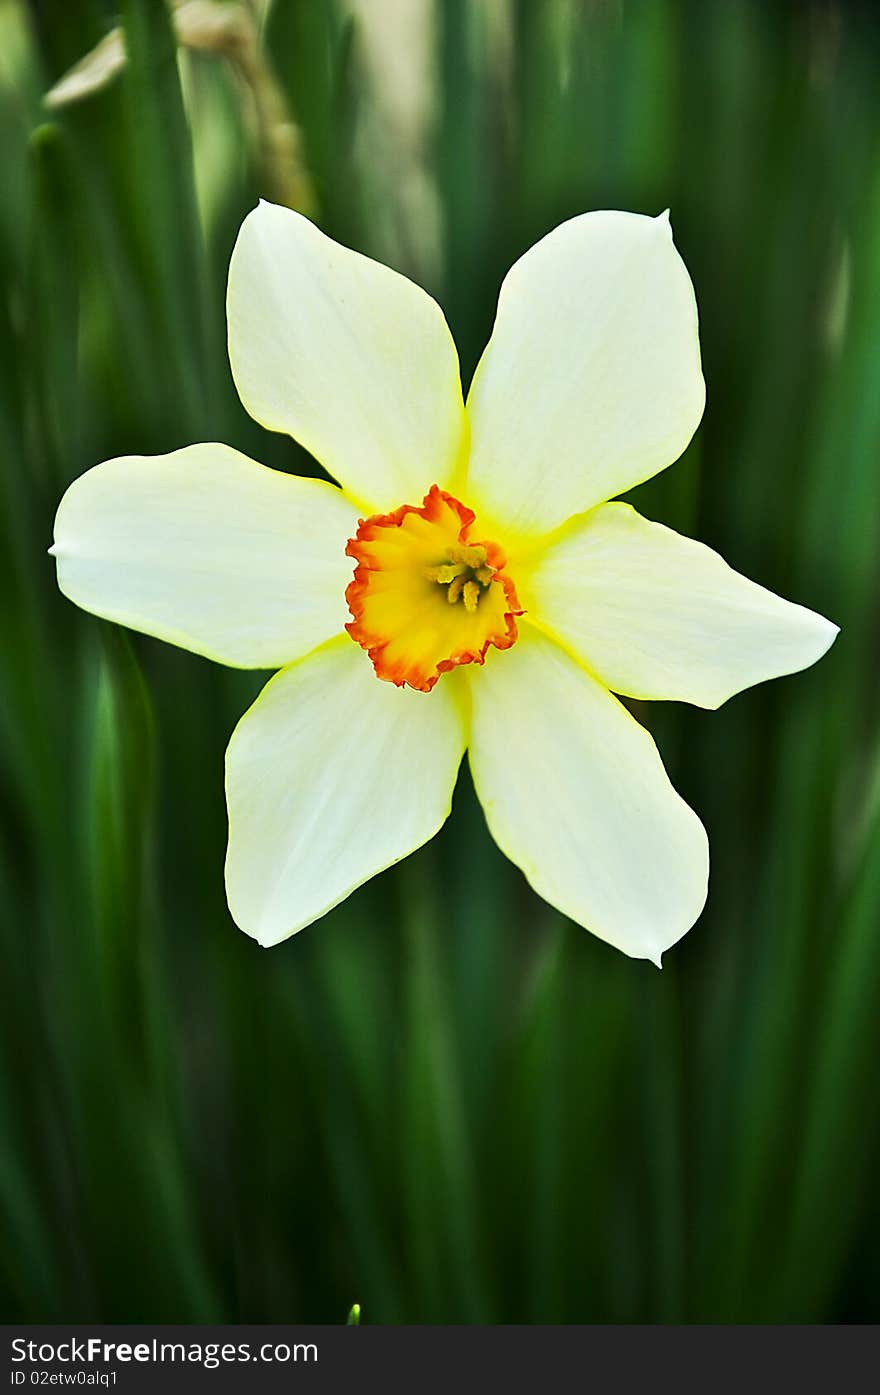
[345,485,523,692]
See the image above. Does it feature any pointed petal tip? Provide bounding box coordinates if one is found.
[225,872,284,949]
[231,903,276,950]
[809,611,841,666]
[47,541,58,557]
[243,198,281,235]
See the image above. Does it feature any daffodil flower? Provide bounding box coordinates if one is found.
[51,202,838,963]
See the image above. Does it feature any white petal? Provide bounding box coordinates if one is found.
[52,444,358,668]
[227,201,467,512]
[526,503,839,708]
[225,640,467,944]
[465,210,705,536]
[468,628,708,962]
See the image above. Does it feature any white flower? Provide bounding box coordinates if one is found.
[51,201,838,963]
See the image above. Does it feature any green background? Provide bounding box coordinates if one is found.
[2,0,879,1323]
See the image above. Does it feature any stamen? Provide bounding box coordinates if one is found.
[427,541,495,610]
[462,579,481,612]
[450,544,488,570]
[447,574,467,605]
[426,561,468,584]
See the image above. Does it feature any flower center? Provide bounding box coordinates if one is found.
[425,543,495,611]
[345,485,523,692]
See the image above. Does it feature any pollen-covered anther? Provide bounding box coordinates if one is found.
[345,485,523,692]
[425,543,496,612]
